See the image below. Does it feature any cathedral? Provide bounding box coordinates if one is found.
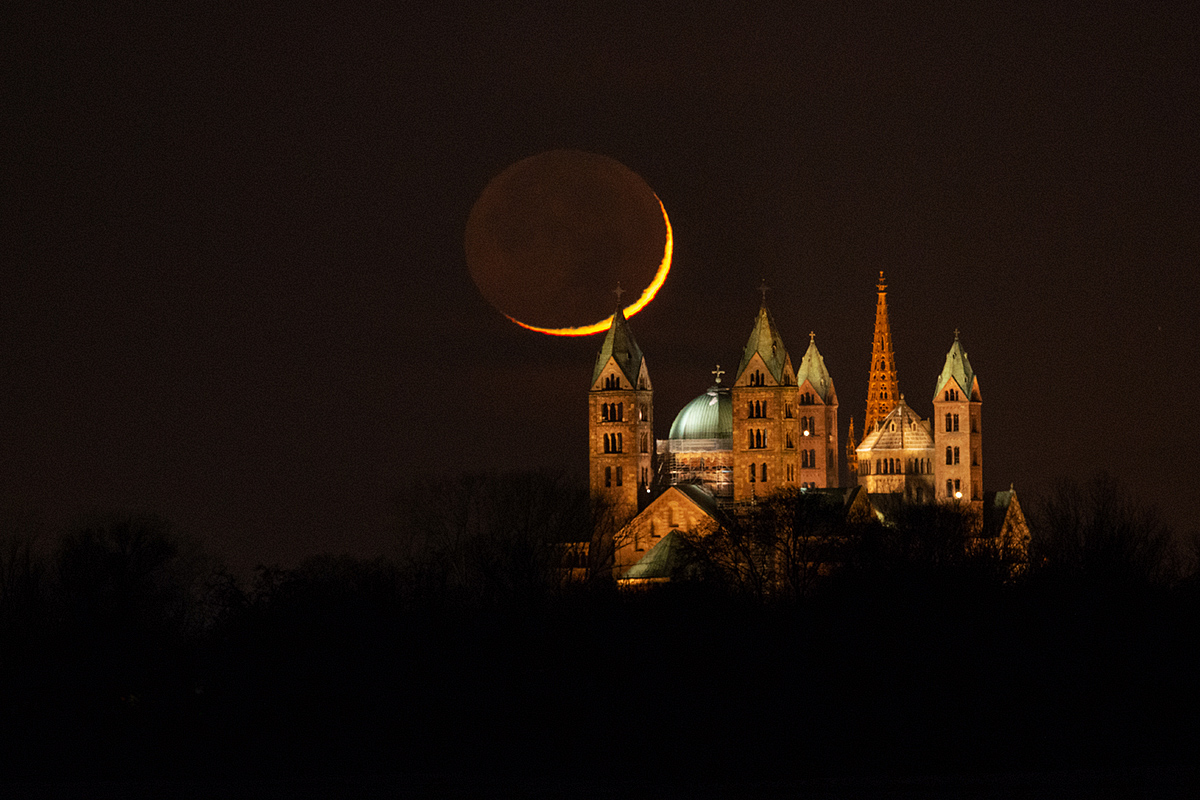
[587,273,1026,580]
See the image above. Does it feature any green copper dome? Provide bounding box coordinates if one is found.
[669,385,732,441]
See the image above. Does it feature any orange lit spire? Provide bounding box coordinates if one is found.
[863,271,900,437]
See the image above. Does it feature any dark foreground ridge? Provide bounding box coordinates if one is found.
[2,475,1198,795]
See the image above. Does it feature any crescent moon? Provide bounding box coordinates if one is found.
[505,197,673,337]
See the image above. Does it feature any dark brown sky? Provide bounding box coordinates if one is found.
[4,2,1198,572]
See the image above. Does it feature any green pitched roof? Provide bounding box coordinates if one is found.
[736,303,790,384]
[669,385,732,441]
[794,335,834,402]
[933,332,976,399]
[591,307,644,387]
[622,530,690,580]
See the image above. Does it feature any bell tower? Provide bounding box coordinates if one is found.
[588,301,653,532]
[731,287,798,502]
[933,330,982,503]
[793,332,839,488]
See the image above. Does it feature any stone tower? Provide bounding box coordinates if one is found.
[731,299,798,501]
[864,271,901,437]
[589,306,653,530]
[932,331,982,502]
[793,333,839,488]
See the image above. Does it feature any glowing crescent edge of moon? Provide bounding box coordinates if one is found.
[504,196,673,337]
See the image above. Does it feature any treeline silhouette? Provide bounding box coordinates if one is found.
[1,473,1197,791]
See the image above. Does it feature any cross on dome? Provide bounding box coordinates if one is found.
[712,364,725,384]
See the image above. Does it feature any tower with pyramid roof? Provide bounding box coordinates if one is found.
[794,332,840,488]
[589,305,654,533]
[933,331,982,502]
[730,292,800,501]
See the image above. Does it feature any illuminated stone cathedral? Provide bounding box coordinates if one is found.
[588,274,1026,580]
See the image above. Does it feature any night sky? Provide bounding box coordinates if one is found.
[5,3,1198,573]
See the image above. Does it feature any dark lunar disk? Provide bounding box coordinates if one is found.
[465,150,665,330]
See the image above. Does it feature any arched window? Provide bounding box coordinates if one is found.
[952,413,959,432]
[605,466,612,487]
[953,446,960,464]
[603,434,609,453]
[761,463,768,482]
[617,433,623,452]
[615,466,623,486]
[876,459,881,474]
[748,430,755,449]
[749,464,756,482]
[641,434,648,454]
[601,405,609,422]
[946,479,953,498]
[616,403,623,421]
[946,446,953,465]
[945,413,953,432]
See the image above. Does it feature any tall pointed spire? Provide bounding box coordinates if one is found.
[863,271,900,435]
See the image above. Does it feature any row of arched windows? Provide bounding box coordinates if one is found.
[603,432,623,453]
[748,370,766,387]
[799,391,816,405]
[946,445,959,465]
[603,374,621,389]
[748,463,768,482]
[800,448,817,468]
[861,457,932,475]
[943,388,960,401]
[601,402,623,422]
[748,429,766,449]
[945,412,959,432]
[748,400,768,418]
[605,465,623,487]
[800,415,815,434]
